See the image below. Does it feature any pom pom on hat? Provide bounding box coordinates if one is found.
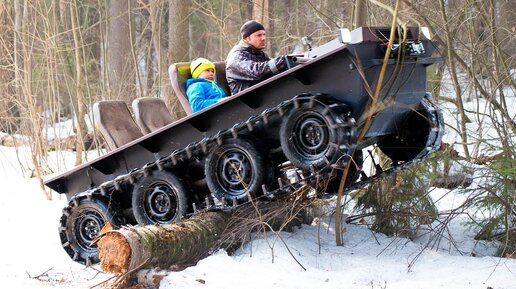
[190,57,215,79]
[240,20,265,39]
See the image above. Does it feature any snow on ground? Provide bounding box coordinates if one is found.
[0,146,106,288]
[0,95,515,288]
[439,72,515,157]
[1,152,514,289]
[161,229,513,289]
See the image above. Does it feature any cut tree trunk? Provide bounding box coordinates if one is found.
[98,211,230,274]
[98,189,315,275]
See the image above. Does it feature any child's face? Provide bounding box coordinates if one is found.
[199,68,215,81]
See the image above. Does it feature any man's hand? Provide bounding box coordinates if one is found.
[289,55,310,63]
[287,55,311,67]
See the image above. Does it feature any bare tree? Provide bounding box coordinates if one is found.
[252,0,270,28]
[13,1,50,198]
[0,1,18,134]
[168,0,190,117]
[438,0,471,159]
[352,0,368,29]
[148,0,173,104]
[108,0,135,101]
[168,0,190,63]
[68,0,88,165]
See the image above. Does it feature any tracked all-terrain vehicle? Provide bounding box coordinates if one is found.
[45,26,444,265]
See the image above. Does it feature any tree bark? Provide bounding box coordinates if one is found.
[252,0,270,39]
[69,0,88,166]
[438,0,470,160]
[149,1,173,108]
[99,194,313,274]
[0,1,18,133]
[168,0,190,63]
[108,0,135,101]
[167,0,190,117]
[99,211,230,274]
[352,0,368,29]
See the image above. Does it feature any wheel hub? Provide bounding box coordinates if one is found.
[77,213,103,250]
[296,116,328,157]
[145,184,177,222]
[219,150,252,195]
[300,118,326,149]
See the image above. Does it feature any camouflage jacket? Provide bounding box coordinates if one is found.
[225,41,288,95]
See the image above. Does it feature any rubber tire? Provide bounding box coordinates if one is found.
[205,137,273,204]
[60,197,122,265]
[280,101,345,171]
[132,170,188,225]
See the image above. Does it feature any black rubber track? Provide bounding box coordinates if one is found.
[325,150,364,195]
[378,103,434,163]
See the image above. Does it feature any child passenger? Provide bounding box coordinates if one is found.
[186,57,226,113]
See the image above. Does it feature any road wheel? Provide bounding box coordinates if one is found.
[59,197,123,265]
[205,137,273,205]
[132,170,188,225]
[280,101,346,171]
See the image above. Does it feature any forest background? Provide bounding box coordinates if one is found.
[0,0,514,256]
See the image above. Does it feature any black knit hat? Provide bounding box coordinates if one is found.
[240,20,265,39]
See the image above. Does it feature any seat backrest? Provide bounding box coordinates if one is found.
[168,61,230,116]
[213,62,231,97]
[168,62,192,115]
[132,97,174,134]
[93,100,144,150]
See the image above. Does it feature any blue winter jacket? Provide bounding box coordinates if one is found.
[186,78,226,113]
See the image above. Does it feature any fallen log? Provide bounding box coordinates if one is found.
[98,211,230,274]
[98,187,315,275]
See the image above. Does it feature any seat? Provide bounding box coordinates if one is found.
[132,97,174,134]
[168,61,231,116]
[93,100,144,150]
[214,62,231,97]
